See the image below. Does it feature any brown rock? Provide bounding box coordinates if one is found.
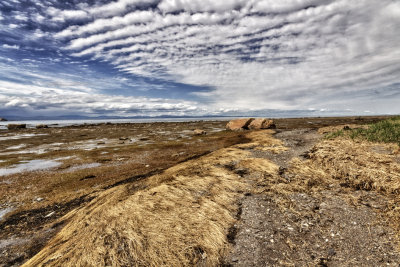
[36,124,49,129]
[194,129,207,135]
[7,124,26,130]
[226,118,254,131]
[248,118,276,130]
[0,117,7,121]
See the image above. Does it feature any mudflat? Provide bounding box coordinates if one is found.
[0,116,398,266]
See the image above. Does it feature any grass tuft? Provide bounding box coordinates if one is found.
[325,116,400,145]
[325,130,344,140]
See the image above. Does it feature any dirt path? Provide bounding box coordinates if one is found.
[225,129,400,266]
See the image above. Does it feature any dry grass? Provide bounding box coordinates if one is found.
[234,130,288,154]
[23,130,283,266]
[22,147,251,266]
[318,124,368,135]
[279,138,400,245]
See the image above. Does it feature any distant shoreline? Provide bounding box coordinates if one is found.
[0,115,397,130]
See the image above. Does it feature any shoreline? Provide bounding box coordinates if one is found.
[0,115,397,130]
[1,116,399,266]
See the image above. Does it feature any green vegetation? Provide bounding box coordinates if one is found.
[325,129,344,139]
[327,116,400,145]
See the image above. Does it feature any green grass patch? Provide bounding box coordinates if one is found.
[325,130,344,139]
[326,116,400,145]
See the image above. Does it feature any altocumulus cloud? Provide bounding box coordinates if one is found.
[0,0,399,118]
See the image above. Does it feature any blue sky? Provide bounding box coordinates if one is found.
[0,0,399,118]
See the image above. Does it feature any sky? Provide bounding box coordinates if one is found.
[0,0,399,118]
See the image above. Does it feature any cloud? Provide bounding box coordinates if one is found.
[47,7,89,22]
[1,0,399,117]
[0,79,199,116]
[51,0,399,113]
[2,44,20,49]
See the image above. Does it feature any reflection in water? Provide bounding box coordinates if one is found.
[0,160,62,176]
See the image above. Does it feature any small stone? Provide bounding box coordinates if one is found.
[193,129,207,135]
[45,211,55,218]
[7,124,26,130]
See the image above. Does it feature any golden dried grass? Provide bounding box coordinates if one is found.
[318,124,368,134]
[234,130,288,154]
[284,137,400,245]
[302,138,400,193]
[24,139,279,266]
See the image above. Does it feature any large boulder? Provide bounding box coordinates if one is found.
[0,117,7,121]
[226,118,254,131]
[248,118,276,130]
[7,124,26,130]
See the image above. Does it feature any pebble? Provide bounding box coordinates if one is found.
[45,211,55,218]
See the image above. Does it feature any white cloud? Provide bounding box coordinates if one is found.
[47,7,89,22]
[0,79,199,116]
[2,44,20,49]
[2,0,399,116]
[14,13,28,21]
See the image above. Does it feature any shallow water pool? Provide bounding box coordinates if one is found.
[0,159,62,176]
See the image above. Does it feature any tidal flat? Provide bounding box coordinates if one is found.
[0,116,395,266]
[0,120,252,266]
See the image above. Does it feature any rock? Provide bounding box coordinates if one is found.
[45,211,55,218]
[0,117,7,121]
[194,129,207,135]
[248,118,276,130]
[7,124,26,130]
[343,125,351,130]
[36,124,49,129]
[226,118,254,131]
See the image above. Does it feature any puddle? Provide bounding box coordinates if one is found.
[0,142,67,156]
[0,159,62,176]
[64,163,101,172]
[67,139,109,151]
[54,156,74,161]
[0,133,47,141]
[0,207,14,221]
[6,144,27,150]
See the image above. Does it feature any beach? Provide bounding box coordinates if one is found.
[1,116,399,266]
